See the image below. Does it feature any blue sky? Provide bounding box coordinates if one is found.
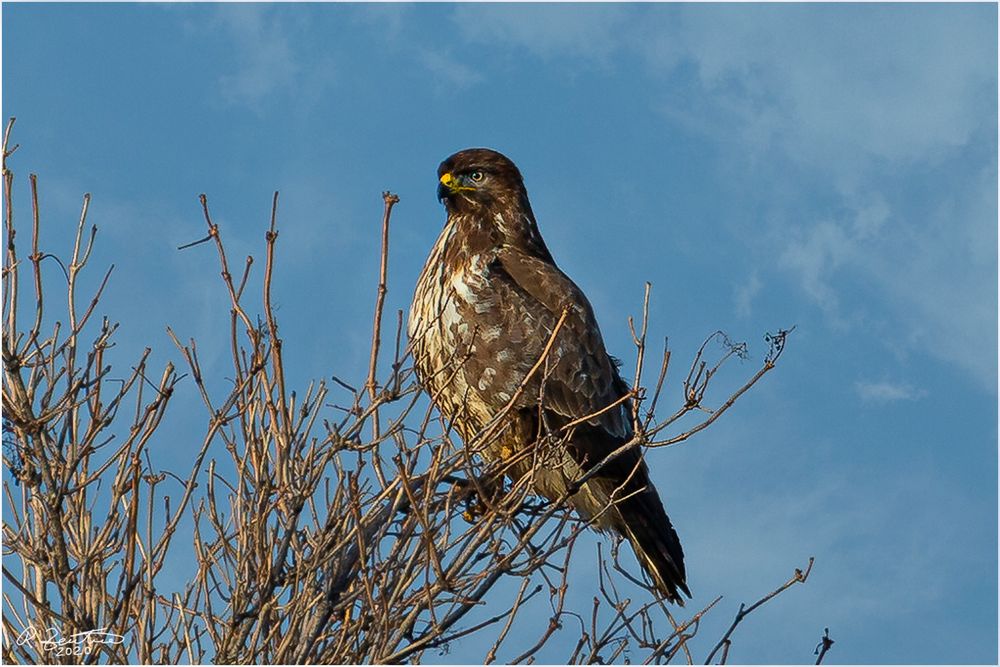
[3,3,997,663]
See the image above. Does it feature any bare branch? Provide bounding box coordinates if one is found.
[705,557,815,664]
[2,123,812,665]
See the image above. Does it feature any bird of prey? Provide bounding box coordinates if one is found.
[408,148,690,603]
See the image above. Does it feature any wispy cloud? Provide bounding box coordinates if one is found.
[777,220,852,324]
[734,270,762,318]
[855,379,928,403]
[415,48,483,89]
[450,4,627,65]
[214,7,300,109]
[349,5,482,90]
[184,6,336,114]
[635,5,997,389]
[638,5,995,168]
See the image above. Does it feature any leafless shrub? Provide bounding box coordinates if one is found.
[2,119,186,664]
[2,119,824,664]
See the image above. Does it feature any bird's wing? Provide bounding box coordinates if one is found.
[491,244,633,444]
[492,244,690,602]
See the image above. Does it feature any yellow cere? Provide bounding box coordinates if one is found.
[440,172,455,186]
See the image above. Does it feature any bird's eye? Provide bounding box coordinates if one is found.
[469,171,485,183]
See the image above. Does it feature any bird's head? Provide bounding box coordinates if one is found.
[436,148,528,215]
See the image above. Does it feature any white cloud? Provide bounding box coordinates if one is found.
[637,6,997,389]
[734,270,762,318]
[451,4,627,64]
[350,5,482,90]
[770,176,996,390]
[639,6,994,170]
[861,168,997,388]
[855,379,928,403]
[349,3,408,42]
[778,220,852,323]
[213,7,300,108]
[185,6,335,113]
[416,48,483,89]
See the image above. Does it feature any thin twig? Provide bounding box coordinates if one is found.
[814,627,834,664]
[705,558,815,664]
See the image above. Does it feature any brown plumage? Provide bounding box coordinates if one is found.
[407,148,690,604]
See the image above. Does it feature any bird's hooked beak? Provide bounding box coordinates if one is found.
[437,172,475,203]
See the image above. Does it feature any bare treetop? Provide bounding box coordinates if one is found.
[1,121,823,665]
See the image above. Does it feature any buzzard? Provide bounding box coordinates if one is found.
[408,148,690,603]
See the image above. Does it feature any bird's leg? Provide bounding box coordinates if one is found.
[454,473,505,523]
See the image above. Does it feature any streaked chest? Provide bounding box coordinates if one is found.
[409,220,498,367]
